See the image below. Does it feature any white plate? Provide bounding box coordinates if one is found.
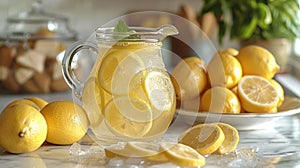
[176,97,300,130]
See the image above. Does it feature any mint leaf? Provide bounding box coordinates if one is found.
[113,20,140,40]
[113,20,131,33]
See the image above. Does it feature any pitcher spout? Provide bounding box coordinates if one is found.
[156,24,179,41]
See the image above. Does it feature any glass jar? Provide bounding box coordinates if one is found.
[0,0,77,94]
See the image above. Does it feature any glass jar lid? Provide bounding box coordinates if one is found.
[0,0,77,41]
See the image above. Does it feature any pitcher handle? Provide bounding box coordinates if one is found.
[62,41,98,97]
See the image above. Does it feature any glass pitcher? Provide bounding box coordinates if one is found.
[62,24,178,145]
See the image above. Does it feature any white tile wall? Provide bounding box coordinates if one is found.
[0,0,202,39]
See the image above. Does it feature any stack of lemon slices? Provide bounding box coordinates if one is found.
[172,45,284,113]
[104,122,239,167]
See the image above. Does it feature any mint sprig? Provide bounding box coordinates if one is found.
[113,20,140,40]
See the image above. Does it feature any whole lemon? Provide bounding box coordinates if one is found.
[40,101,89,145]
[219,48,239,56]
[3,99,40,111]
[25,97,48,110]
[208,52,242,89]
[0,104,47,153]
[237,45,280,79]
[171,57,208,101]
[200,86,241,113]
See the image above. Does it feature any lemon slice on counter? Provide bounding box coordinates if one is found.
[104,96,153,138]
[216,122,239,154]
[159,142,206,167]
[178,123,225,155]
[104,143,129,158]
[237,75,279,113]
[125,141,168,162]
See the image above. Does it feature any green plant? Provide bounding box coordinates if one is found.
[199,0,300,44]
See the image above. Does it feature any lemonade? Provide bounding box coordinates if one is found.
[81,27,177,144]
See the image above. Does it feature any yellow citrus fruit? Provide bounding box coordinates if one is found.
[269,79,284,107]
[200,86,241,113]
[104,143,129,158]
[237,75,279,113]
[125,141,169,162]
[105,142,168,162]
[104,96,152,138]
[171,57,208,100]
[178,123,225,155]
[142,70,175,119]
[160,142,205,167]
[0,104,47,153]
[216,123,239,154]
[237,45,280,79]
[25,97,48,109]
[208,52,243,88]
[98,43,160,96]
[40,101,89,145]
[125,69,176,139]
[219,48,239,56]
[4,99,39,111]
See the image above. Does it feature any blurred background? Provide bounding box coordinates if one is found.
[0,0,299,97]
[0,0,203,39]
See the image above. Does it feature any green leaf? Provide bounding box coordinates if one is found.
[233,15,258,39]
[256,3,272,29]
[113,20,131,33]
[113,20,140,40]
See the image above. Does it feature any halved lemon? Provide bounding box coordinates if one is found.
[159,142,205,167]
[178,123,225,155]
[104,96,152,138]
[216,123,239,154]
[237,75,279,113]
[269,79,284,107]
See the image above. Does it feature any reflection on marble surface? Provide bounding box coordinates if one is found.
[1,116,300,167]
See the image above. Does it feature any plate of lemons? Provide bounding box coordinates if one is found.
[171,46,300,130]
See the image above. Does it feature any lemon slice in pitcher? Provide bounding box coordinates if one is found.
[104,96,153,137]
[82,77,103,129]
[98,47,146,96]
[143,69,175,119]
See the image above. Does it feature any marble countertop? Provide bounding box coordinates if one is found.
[1,86,300,167]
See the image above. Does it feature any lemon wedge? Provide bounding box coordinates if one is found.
[160,142,205,167]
